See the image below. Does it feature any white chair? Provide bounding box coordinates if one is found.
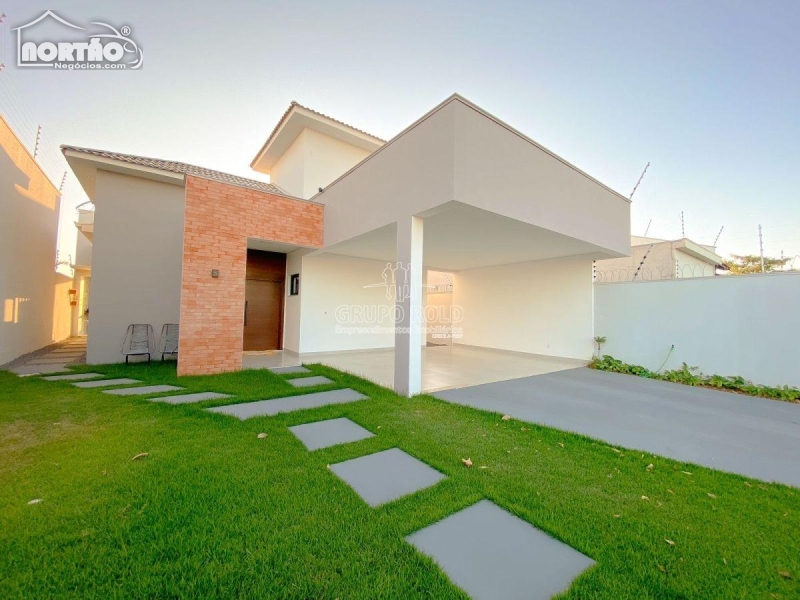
[122,324,155,363]
[158,324,179,361]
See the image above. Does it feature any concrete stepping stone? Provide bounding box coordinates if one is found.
[43,373,104,381]
[149,392,232,405]
[11,365,69,376]
[288,375,334,388]
[103,385,184,396]
[269,365,310,374]
[406,500,595,600]
[73,378,140,388]
[206,388,367,419]
[28,357,79,365]
[329,448,445,507]
[289,417,374,451]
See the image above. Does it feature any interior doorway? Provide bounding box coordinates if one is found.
[243,250,286,351]
[425,270,454,347]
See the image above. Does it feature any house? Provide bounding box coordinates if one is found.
[62,94,631,396]
[0,114,72,365]
[595,235,725,282]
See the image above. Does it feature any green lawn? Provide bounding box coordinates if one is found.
[1,362,798,599]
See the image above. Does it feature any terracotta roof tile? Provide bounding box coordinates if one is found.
[250,101,385,168]
[61,145,290,196]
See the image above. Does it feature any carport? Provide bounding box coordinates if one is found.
[312,95,631,396]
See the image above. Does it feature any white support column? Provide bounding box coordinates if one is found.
[394,216,424,396]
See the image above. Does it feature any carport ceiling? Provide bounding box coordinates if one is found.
[324,202,609,271]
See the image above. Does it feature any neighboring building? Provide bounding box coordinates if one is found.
[595,235,725,282]
[63,94,631,395]
[0,114,72,364]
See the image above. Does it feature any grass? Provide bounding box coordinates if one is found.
[0,362,798,599]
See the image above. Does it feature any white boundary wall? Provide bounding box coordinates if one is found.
[594,273,800,388]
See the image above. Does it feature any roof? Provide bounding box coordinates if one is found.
[61,145,289,196]
[250,101,385,171]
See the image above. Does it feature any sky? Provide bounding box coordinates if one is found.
[2,0,799,265]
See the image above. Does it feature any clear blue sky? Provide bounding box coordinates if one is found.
[4,0,799,262]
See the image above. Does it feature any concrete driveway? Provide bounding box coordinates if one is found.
[434,368,800,488]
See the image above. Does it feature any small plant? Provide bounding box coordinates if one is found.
[593,336,607,358]
[591,355,800,403]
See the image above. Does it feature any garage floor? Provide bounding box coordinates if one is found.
[243,345,586,393]
[435,367,800,488]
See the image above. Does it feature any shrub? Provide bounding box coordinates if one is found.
[589,355,800,403]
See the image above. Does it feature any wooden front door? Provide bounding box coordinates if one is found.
[243,250,285,351]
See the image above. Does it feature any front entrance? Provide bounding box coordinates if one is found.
[243,250,285,351]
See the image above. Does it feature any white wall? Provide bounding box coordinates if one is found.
[282,248,311,353]
[298,253,394,353]
[594,273,800,387]
[74,231,92,268]
[676,251,714,278]
[270,130,306,199]
[87,170,185,364]
[0,116,66,365]
[302,129,371,199]
[452,100,631,257]
[453,257,594,360]
[270,128,372,200]
[320,97,630,259]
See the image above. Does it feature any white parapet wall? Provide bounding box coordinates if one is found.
[594,273,800,388]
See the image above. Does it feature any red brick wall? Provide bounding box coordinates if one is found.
[178,175,323,375]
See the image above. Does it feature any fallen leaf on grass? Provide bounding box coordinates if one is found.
[27,498,42,505]
[778,570,792,580]
[658,564,667,573]
[131,453,148,461]
[681,471,692,476]
[646,463,654,471]
[257,433,268,439]
[479,466,488,469]
[557,442,565,448]
[608,447,622,453]
[722,558,727,565]
[521,427,528,432]
[665,539,675,546]
[501,415,511,421]
[461,458,473,468]
[744,481,752,488]
[641,495,650,501]
[667,489,675,495]
[707,492,717,499]
[613,514,621,518]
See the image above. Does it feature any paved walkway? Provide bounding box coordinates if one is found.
[435,367,800,488]
[4,337,87,376]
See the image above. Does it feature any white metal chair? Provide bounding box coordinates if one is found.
[122,324,155,363]
[158,324,179,361]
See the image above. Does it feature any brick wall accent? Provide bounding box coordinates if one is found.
[178,175,323,375]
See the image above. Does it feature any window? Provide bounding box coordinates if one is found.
[289,273,300,296]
